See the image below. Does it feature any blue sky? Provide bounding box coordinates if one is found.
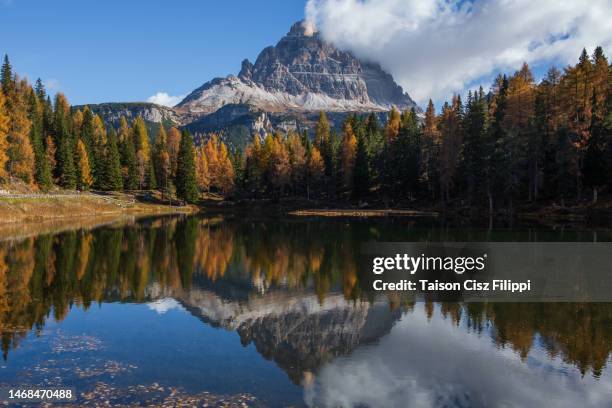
[0,0,306,105]
[1,0,609,109]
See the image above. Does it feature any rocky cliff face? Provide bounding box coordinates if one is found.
[76,102,182,126]
[172,287,400,384]
[176,21,417,116]
[91,21,418,144]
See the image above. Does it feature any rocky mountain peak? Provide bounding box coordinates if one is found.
[177,20,417,115]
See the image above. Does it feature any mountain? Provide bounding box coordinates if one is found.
[89,21,418,144]
[176,21,417,116]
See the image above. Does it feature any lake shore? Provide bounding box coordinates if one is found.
[0,191,198,227]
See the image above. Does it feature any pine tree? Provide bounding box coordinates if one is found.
[352,132,370,198]
[54,94,76,189]
[461,88,488,205]
[583,91,608,203]
[422,100,440,199]
[120,135,138,190]
[27,90,52,190]
[1,55,13,96]
[102,128,123,191]
[175,130,198,203]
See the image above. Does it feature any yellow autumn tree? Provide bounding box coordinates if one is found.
[341,122,357,188]
[505,62,535,132]
[76,139,93,190]
[0,91,9,182]
[132,116,149,188]
[217,141,235,194]
[270,133,290,192]
[385,106,401,141]
[195,146,210,193]
[307,145,324,198]
[6,79,34,184]
[167,127,181,178]
[204,134,220,187]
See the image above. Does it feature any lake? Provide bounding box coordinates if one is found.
[0,214,611,407]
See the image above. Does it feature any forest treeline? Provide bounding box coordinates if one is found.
[0,47,610,210]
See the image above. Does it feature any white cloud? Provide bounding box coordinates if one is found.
[305,0,612,106]
[305,304,612,407]
[147,298,184,314]
[147,92,186,107]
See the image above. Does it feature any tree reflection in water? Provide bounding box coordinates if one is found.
[0,215,611,382]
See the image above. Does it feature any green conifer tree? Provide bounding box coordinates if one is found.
[175,129,198,203]
[27,90,52,190]
[102,128,123,191]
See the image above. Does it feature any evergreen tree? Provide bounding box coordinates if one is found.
[175,130,198,203]
[120,132,138,190]
[1,55,13,96]
[27,90,52,190]
[102,128,123,191]
[54,94,76,189]
[461,88,488,205]
[352,132,370,198]
[583,91,608,203]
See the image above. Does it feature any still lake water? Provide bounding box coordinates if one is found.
[0,214,611,407]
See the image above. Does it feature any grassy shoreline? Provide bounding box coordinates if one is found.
[0,191,198,226]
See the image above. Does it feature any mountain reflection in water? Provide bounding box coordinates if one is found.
[0,215,611,407]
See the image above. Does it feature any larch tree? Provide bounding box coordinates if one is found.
[385,106,401,141]
[0,90,9,182]
[132,116,150,189]
[269,133,290,194]
[307,145,324,198]
[204,135,220,189]
[217,141,235,194]
[341,121,357,190]
[6,79,35,184]
[195,146,210,194]
[75,139,93,190]
[166,127,181,178]
[286,132,306,193]
[154,125,171,195]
